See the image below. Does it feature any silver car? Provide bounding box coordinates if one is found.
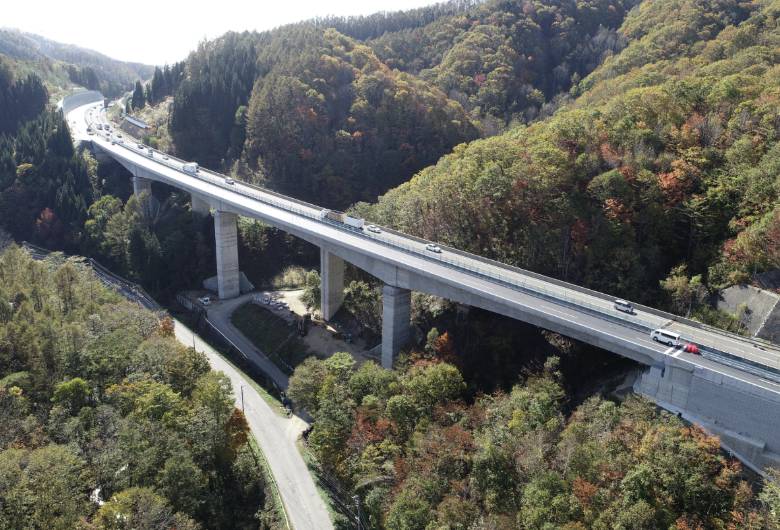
[425,243,442,253]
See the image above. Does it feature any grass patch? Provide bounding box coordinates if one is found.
[231,303,314,373]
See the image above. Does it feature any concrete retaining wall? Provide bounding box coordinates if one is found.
[59,90,103,115]
[636,359,780,473]
[717,284,779,337]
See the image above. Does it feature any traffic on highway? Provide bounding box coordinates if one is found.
[74,99,780,388]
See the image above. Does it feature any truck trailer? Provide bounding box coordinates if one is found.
[319,209,364,230]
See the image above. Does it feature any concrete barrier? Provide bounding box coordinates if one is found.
[59,90,103,115]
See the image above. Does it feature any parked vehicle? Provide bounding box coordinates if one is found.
[426,243,442,253]
[182,162,198,174]
[651,329,681,347]
[319,209,364,229]
[613,299,634,314]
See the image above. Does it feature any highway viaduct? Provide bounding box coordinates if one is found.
[65,92,780,474]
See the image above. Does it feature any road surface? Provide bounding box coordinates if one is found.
[173,319,333,530]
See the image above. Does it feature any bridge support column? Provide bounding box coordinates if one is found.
[381,285,411,369]
[320,248,344,321]
[133,176,152,196]
[191,194,210,217]
[214,210,240,300]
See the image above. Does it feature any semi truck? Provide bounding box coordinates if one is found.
[319,209,364,230]
[182,162,198,174]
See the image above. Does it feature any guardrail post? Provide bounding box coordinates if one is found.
[215,210,240,300]
[381,285,411,369]
[320,248,344,321]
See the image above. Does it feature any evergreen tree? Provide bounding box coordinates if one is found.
[131,80,145,110]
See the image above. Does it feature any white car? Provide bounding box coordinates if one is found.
[162,155,169,160]
[366,224,381,233]
[198,296,211,306]
[225,177,235,185]
[425,243,442,253]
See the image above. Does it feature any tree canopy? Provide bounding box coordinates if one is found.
[0,247,280,529]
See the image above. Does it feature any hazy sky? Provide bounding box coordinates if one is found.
[4,0,439,65]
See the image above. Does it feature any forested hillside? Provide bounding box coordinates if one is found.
[289,351,780,528]
[0,247,280,529]
[0,57,48,134]
[357,0,780,312]
[0,59,95,251]
[368,0,638,124]
[170,28,479,208]
[0,29,153,97]
[168,0,636,208]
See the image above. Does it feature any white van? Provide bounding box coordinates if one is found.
[650,329,681,347]
[614,299,634,314]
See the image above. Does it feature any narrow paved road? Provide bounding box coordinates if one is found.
[173,319,333,530]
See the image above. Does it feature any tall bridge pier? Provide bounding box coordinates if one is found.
[133,175,152,196]
[214,210,240,300]
[320,248,345,321]
[381,285,412,368]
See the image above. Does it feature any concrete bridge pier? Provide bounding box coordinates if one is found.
[215,210,240,299]
[382,285,412,369]
[192,194,211,217]
[320,248,345,321]
[133,175,152,196]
